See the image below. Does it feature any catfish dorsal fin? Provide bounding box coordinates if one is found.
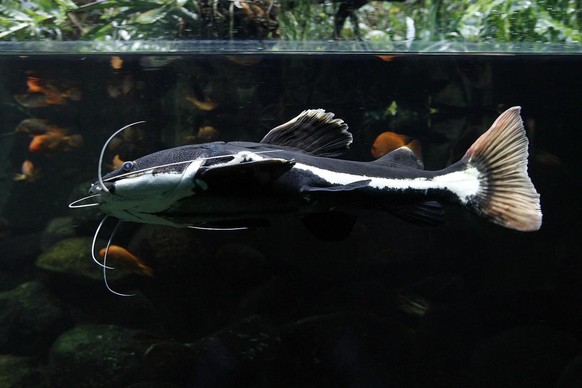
[260,109,353,157]
[373,147,424,169]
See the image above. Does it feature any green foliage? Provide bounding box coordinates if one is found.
[278,0,581,43]
[278,0,335,41]
[0,0,580,43]
[0,0,78,40]
[452,0,581,42]
[77,0,201,41]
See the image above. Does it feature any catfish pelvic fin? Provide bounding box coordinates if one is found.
[260,109,352,157]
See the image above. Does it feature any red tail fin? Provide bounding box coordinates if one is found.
[464,106,542,231]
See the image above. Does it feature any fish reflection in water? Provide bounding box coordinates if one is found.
[70,107,542,295]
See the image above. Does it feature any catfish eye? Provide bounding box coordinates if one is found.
[121,161,135,172]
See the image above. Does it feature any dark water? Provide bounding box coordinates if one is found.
[0,53,580,387]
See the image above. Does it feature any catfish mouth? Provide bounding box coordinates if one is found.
[89,181,114,196]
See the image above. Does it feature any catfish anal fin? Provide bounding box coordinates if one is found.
[386,200,445,227]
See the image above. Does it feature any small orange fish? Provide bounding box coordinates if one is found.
[376,55,397,62]
[13,159,40,182]
[371,131,422,159]
[27,77,66,104]
[28,128,83,154]
[185,93,218,111]
[1,118,52,137]
[99,245,154,277]
[14,93,51,108]
[111,56,124,70]
[21,76,81,106]
[26,76,44,93]
[196,125,220,141]
[183,126,220,144]
[112,154,125,169]
[15,118,52,135]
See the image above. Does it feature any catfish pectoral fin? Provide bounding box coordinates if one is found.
[201,159,295,189]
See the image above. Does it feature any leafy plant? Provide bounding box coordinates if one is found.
[75,0,201,40]
[452,0,581,42]
[0,0,78,40]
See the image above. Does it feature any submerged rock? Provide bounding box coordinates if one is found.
[280,311,413,387]
[138,315,286,387]
[0,355,43,387]
[173,315,284,387]
[128,225,202,276]
[140,341,197,385]
[36,237,98,280]
[0,281,71,356]
[48,324,142,387]
[40,216,76,251]
[212,243,271,289]
[36,237,129,283]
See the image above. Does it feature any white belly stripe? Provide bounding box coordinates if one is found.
[218,151,480,203]
[293,162,480,203]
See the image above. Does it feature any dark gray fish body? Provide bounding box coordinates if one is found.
[155,145,431,224]
[84,108,542,236]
